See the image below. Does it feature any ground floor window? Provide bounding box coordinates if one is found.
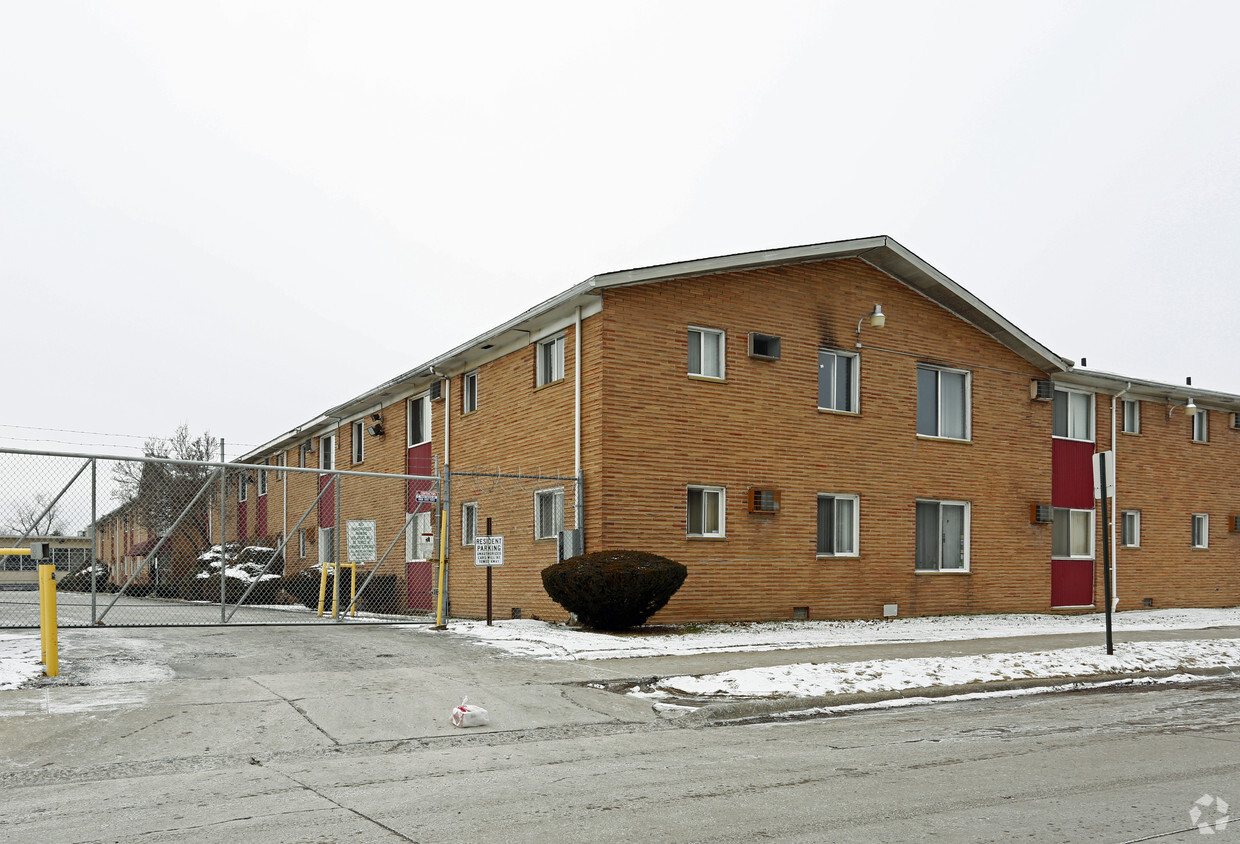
[534,488,564,540]
[1052,507,1094,559]
[1192,513,1209,548]
[816,494,858,556]
[462,502,478,546]
[687,485,725,537]
[915,500,969,571]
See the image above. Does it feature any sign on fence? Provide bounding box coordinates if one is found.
[474,535,504,567]
[346,520,377,563]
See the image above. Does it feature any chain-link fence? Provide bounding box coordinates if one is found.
[0,447,443,627]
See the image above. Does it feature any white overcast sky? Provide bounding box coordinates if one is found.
[3,0,1239,460]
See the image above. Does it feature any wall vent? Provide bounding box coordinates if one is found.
[1031,380,1054,401]
[748,332,782,360]
[1030,503,1054,524]
[1231,514,1240,533]
[429,380,444,401]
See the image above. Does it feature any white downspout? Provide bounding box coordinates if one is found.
[574,306,582,529]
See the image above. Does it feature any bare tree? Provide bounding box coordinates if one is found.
[113,424,220,552]
[4,493,67,536]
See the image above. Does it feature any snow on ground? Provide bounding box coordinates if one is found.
[648,640,1240,700]
[437,606,1240,661]
[0,632,43,690]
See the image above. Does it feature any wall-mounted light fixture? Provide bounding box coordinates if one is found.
[855,304,886,347]
[1168,397,1200,418]
[367,423,385,437]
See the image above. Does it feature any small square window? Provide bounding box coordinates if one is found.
[688,327,725,379]
[1121,510,1140,548]
[463,371,479,414]
[537,334,565,386]
[534,488,564,540]
[687,485,726,537]
[1192,513,1209,548]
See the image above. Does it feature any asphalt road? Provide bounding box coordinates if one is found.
[1,625,1237,843]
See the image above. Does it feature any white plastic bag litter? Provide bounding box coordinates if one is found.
[451,696,489,728]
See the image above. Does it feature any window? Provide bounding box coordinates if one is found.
[687,485,726,537]
[352,421,365,463]
[277,453,286,481]
[299,444,308,468]
[915,500,969,571]
[1051,507,1095,558]
[1193,409,1208,443]
[319,435,335,471]
[463,370,479,414]
[688,327,725,379]
[1121,510,1141,548]
[534,488,564,540]
[818,350,858,413]
[1192,513,1209,548]
[258,467,268,496]
[537,334,565,386]
[462,502,478,546]
[816,494,858,556]
[408,395,430,446]
[917,366,970,440]
[318,526,335,563]
[1122,399,1140,434]
[298,529,306,560]
[238,474,248,502]
[1053,387,1094,441]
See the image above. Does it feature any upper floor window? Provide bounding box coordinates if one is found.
[276,452,286,480]
[687,485,725,538]
[1193,409,1208,443]
[537,334,566,386]
[816,493,858,556]
[917,365,970,440]
[688,327,725,380]
[1192,513,1209,548]
[534,488,564,540]
[319,434,335,471]
[351,421,365,464]
[1051,507,1094,559]
[818,350,858,413]
[408,395,430,446]
[1053,387,1094,441]
[258,466,268,496]
[1121,399,1140,434]
[463,371,479,414]
[238,474,248,502]
[915,499,969,571]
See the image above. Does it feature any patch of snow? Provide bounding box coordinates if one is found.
[0,632,43,690]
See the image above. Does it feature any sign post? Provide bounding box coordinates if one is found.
[474,518,504,626]
[1092,450,1115,655]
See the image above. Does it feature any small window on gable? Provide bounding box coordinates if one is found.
[1121,399,1140,434]
[688,327,725,379]
[537,334,566,386]
[748,333,781,360]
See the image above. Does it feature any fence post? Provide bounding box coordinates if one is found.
[220,439,227,624]
[91,457,98,625]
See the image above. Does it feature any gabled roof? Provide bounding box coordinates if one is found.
[243,236,1073,460]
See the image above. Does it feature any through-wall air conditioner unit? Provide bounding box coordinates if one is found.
[1030,380,1054,401]
[558,528,584,562]
[748,488,782,514]
[1030,504,1054,524]
[748,332,782,361]
[429,380,444,401]
[1231,514,1240,533]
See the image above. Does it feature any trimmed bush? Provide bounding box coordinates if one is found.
[541,550,687,630]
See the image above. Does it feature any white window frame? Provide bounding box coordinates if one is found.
[462,502,478,546]
[818,349,859,413]
[298,529,306,560]
[916,365,971,440]
[351,421,365,464]
[277,452,286,481]
[1121,399,1140,434]
[1193,409,1209,443]
[1051,507,1096,560]
[407,395,430,446]
[238,474,248,503]
[1121,510,1141,548]
[463,370,479,414]
[914,499,971,572]
[319,435,335,471]
[534,487,565,541]
[1052,387,1095,442]
[1192,513,1209,548]
[537,334,566,387]
[688,326,726,380]
[258,466,268,497]
[687,484,726,538]
[816,493,859,557]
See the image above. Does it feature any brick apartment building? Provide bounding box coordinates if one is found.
[218,235,1240,623]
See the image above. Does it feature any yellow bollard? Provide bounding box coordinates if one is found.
[39,564,58,677]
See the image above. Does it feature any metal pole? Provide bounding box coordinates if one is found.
[333,471,342,621]
[485,517,493,626]
[220,439,227,624]
[1100,451,1114,655]
[91,458,98,625]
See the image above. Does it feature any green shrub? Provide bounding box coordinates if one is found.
[541,550,687,630]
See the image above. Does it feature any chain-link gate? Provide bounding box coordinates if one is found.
[0,447,444,627]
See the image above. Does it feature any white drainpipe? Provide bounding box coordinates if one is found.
[1109,383,1131,611]
[574,306,582,529]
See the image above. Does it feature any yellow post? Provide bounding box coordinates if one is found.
[38,564,48,664]
[317,563,328,617]
[349,564,357,618]
[38,563,58,677]
[435,509,448,627]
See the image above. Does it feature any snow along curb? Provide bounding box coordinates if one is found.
[674,665,1240,726]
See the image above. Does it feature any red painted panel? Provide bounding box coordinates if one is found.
[318,475,335,527]
[406,560,433,611]
[1050,559,1094,607]
[238,503,248,542]
[406,443,434,511]
[1052,438,1096,509]
[255,495,268,540]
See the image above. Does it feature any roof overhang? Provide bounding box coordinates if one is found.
[1054,368,1240,409]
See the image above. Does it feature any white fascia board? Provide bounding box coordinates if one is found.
[1055,368,1240,408]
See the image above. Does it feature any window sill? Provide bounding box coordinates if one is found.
[688,535,727,541]
[1051,435,1096,444]
[816,553,858,560]
[688,374,727,384]
[1051,556,1095,562]
[1120,545,1141,550]
[914,569,971,575]
[461,410,478,418]
[1191,439,1210,445]
[534,378,566,393]
[817,407,860,417]
[915,434,972,444]
[1120,431,1141,437]
[1191,546,1210,551]
[408,440,431,449]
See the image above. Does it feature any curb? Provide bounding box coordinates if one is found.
[675,665,1240,726]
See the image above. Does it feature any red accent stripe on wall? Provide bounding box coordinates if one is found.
[238,502,248,543]
[406,443,433,511]
[1052,438,1096,509]
[255,495,268,539]
[319,475,335,528]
